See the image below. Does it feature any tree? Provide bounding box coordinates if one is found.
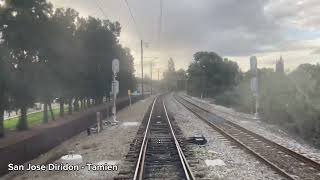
[168,57,175,72]
[187,62,202,96]
[187,51,240,97]
[163,58,178,90]
[176,69,187,90]
[225,65,320,146]
[117,47,136,95]
[38,7,79,119]
[0,1,137,135]
[75,16,121,104]
[0,46,12,137]
[0,0,53,130]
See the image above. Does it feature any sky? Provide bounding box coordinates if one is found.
[49,0,320,77]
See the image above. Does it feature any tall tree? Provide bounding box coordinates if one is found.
[0,46,12,137]
[188,52,240,96]
[117,46,136,95]
[75,17,121,103]
[168,57,175,72]
[0,0,52,130]
[163,58,177,90]
[0,1,137,134]
[37,8,79,119]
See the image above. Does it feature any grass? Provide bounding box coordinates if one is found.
[4,106,68,130]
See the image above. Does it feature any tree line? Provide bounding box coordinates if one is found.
[0,0,136,137]
[187,51,320,147]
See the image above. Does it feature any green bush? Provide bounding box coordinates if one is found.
[214,90,240,107]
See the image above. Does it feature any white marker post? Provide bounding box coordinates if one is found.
[128,89,132,111]
[250,56,259,119]
[96,112,101,132]
[112,59,120,123]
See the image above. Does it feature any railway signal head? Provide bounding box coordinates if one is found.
[112,58,120,75]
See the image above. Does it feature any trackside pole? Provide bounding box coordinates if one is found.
[96,112,101,132]
[255,96,259,119]
[250,56,260,119]
[128,89,132,111]
[112,59,120,123]
[106,97,109,121]
[113,80,117,122]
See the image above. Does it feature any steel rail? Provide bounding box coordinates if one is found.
[181,94,255,121]
[133,96,195,180]
[133,97,157,180]
[174,95,320,180]
[179,94,320,171]
[163,101,195,180]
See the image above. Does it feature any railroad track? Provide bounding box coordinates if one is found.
[116,96,195,180]
[175,94,320,180]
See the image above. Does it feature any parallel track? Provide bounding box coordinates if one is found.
[175,94,320,180]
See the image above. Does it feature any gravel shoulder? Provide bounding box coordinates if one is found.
[182,93,320,162]
[165,94,282,180]
[2,97,154,180]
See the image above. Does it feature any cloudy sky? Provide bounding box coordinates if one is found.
[50,0,320,77]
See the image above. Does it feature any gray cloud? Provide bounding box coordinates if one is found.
[49,0,320,71]
[48,0,282,56]
[265,0,320,30]
[157,0,283,56]
[311,49,320,54]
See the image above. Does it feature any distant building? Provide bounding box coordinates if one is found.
[275,56,284,73]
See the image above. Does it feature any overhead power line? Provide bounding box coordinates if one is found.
[94,0,108,19]
[123,0,141,38]
[158,0,163,48]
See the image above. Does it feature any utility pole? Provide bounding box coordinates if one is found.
[143,57,158,95]
[141,40,144,97]
[150,60,153,95]
[201,65,206,99]
[112,59,120,123]
[250,56,259,119]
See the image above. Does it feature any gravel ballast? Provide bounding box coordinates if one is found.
[3,97,154,180]
[183,93,320,162]
[165,94,282,180]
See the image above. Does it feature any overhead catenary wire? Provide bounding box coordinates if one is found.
[122,0,144,88]
[123,0,141,39]
[121,0,167,83]
[158,0,163,48]
[94,0,109,19]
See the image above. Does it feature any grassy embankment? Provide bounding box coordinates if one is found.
[4,106,68,130]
